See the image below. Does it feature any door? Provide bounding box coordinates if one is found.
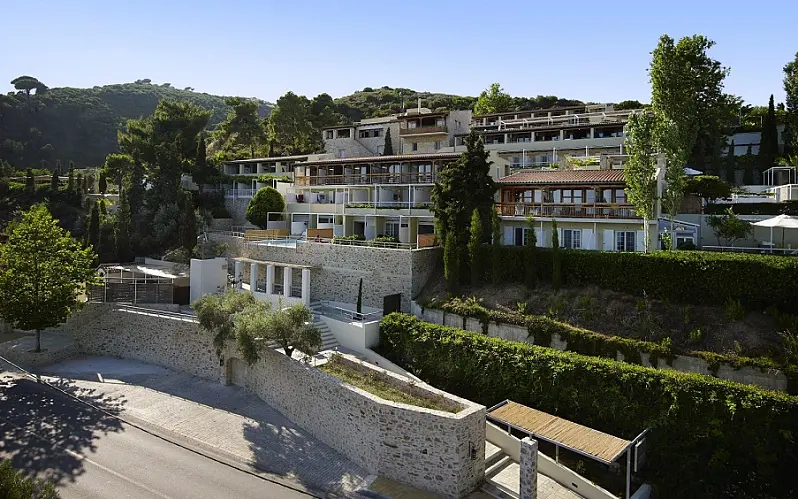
[383,294,401,315]
[229,358,247,387]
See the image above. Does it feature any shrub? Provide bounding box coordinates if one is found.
[332,234,365,243]
[725,298,746,321]
[378,314,798,499]
[245,187,284,229]
[476,245,798,313]
[0,459,59,498]
[689,328,703,344]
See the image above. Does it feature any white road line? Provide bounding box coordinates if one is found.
[0,415,173,499]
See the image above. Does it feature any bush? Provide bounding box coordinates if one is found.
[245,187,284,229]
[378,314,798,499]
[332,234,365,243]
[476,245,798,312]
[705,201,798,216]
[0,460,59,498]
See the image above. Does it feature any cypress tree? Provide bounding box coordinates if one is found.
[383,128,394,156]
[356,278,363,314]
[491,208,502,286]
[116,190,132,263]
[468,208,483,286]
[50,168,58,191]
[99,200,107,217]
[25,168,35,194]
[725,140,737,184]
[444,230,459,294]
[98,170,107,194]
[760,95,778,167]
[88,202,100,257]
[67,167,75,192]
[524,216,537,288]
[743,144,755,185]
[76,173,84,194]
[551,219,562,290]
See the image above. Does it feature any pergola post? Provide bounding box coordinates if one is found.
[250,262,258,292]
[266,264,275,294]
[301,268,311,306]
[283,267,292,299]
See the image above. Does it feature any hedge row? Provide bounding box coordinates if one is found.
[705,201,798,216]
[428,297,797,391]
[477,245,798,312]
[378,314,798,499]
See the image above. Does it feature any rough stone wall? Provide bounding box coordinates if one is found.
[324,137,374,157]
[415,305,789,392]
[411,247,441,298]
[234,348,485,498]
[224,198,251,224]
[520,438,539,499]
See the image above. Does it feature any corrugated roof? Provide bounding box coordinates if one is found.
[497,169,626,185]
[295,152,461,166]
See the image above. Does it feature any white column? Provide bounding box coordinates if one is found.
[234,261,243,290]
[250,263,258,292]
[301,268,311,306]
[266,264,275,294]
[283,267,292,299]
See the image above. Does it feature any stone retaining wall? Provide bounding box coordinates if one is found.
[66,303,485,498]
[411,302,789,392]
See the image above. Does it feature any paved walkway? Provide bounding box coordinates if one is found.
[41,356,369,498]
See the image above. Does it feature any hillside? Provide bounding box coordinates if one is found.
[0,78,272,169]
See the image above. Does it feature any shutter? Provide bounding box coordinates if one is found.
[557,228,563,248]
[603,230,615,251]
[535,229,544,247]
[636,230,645,252]
[582,229,595,250]
[503,226,513,246]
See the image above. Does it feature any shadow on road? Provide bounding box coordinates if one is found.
[0,373,126,486]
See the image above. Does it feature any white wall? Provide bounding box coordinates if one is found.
[189,258,228,304]
[320,315,380,351]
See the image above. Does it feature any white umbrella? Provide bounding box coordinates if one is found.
[684,167,703,176]
[752,214,798,250]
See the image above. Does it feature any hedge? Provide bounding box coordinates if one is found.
[427,298,797,391]
[378,314,798,499]
[705,201,798,216]
[477,245,798,312]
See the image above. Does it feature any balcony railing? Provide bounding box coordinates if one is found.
[399,125,447,136]
[497,202,638,219]
[225,188,255,198]
[295,172,438,187]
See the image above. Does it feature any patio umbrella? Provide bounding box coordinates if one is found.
[684,167,703,176]
[752,214,798,251]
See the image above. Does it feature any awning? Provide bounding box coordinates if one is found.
[488,400,631,464]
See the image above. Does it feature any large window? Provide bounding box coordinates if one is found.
[359,129,382,138]
[562,229,581,249]
[615,231,636,252]
[514,227,533,246]
[385,222,399,238]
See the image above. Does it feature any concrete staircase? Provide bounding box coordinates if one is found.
[313,319,340,351]
[481,442,518,499]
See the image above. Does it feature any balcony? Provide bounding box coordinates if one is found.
[295,172,438,187]
[399,125,448,136]
[497,202,638,219]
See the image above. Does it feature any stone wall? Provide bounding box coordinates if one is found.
[67,304,485,498]
[241,240,440,312]
[224,197,251,224]
[414,304,789,392]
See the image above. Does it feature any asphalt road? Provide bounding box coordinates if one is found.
[0,374,314,499]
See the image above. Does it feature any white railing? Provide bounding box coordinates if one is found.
[225,189,256,199]
[703,245,798,256]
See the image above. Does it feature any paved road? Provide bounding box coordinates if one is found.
[0,374,313,499]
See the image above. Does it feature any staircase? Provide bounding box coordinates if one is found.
[481,442,518,499]
[309,303,340,351]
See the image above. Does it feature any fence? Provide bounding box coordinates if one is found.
[703,245,798,256]
[88,278,175,304]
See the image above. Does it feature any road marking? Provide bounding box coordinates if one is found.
[0,414,173,499]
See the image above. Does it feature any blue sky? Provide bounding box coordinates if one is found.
[1,0,795,106]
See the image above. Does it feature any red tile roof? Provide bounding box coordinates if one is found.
[497,169,626,185]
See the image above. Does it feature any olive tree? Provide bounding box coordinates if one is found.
[235,301,321,363]
[193,289,256,355]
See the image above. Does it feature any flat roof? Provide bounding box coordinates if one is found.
[225,155,310,164]
[489,400,631,464]
[498,169,626,185]
[474,104,602,119]
[104,263,186,279]
[295,152,461,167]
[232,256,313,270]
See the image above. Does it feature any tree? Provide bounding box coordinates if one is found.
[213,97,263,159]
[707,208,753,247]
[760,95,779,167]
[98,170,107,194]
[524,216,537,288]
[104,153,133,194]
[67,166,75,192]
[443,231,459,294]
[267,92,318,155]
[615,100,645,110]
[491,208,502,286]
[194,290,256,355]
[10,76,47,105]
[75,173,83,195]
[468,208,483,286]
[235,301,321,362]
[192,134,211,191]
[684,175,731,209]
[356,278,363,314]
[179,193,198,255]
[0,204,96,352]
[725,139,737,183]
[650,34,733,232]
[87,202,100,256]
[0,459,59,499]
[50,168,59,191]
[474,83,513,115]
[115,190,132,262]
[246,187,285,229]
[784,52,798,156]
[623,110,660,252]
[551,219,562,290]
[25,168,35,194]
[383,127,394,156]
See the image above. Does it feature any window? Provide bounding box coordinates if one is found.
[514,228,533,246]
[615,189,626,204]
[318,216,333,224]
[412,142,418,151]
[325,130,334,139]
[336,129,351,138]
[358,129,382,138]
[433,140,441,150]
[562,229,581,249]
[338,149,346,158]
[385,222,399,238]
[615,231,636,252]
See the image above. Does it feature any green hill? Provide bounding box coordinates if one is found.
[0,78,272,169]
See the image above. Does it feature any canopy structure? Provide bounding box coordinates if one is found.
[487,400,648,499]
[753,214,798,250]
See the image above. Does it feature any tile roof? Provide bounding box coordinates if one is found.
[497,169,626,185]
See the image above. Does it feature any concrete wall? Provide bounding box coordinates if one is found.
[414,304,789,392]
[66,304,485,498]
[677,213,798,249]
[189,258,228,303]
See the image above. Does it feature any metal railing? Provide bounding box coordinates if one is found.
[399,125,448,136]
[497,202,638,219]
[225,188,256,199]
[314,300,382,323]
[702,245,798,256]
[296,172,438,187]
[290,285,303,298]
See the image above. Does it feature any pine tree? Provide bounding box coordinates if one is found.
[115,190,132,263]
[383,128,394,156]
[491,208,502,286]
[524,216,537,288]
[468,208,483,286]
[444,230,459,294]
[760,95,778,167]
[25,168,35,194]
[551,219,562,290]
